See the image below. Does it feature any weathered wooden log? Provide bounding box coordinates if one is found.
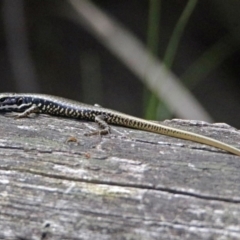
[0,114,240,240]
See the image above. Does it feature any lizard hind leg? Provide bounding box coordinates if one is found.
[84,115,111,136]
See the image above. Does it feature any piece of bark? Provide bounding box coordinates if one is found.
[0,114,240,240]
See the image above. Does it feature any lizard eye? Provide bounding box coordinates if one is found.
[17,98,23,104]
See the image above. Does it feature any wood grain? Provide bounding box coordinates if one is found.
[0,115,240,240]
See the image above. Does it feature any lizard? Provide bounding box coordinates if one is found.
[0,92,239,156]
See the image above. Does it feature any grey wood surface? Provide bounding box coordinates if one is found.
[0,114,240,240]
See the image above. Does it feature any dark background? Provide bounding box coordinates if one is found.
[1,0,240,127]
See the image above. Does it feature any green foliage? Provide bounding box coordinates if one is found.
[145,0,198,120]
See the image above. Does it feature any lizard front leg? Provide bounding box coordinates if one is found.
[14,104,39,119]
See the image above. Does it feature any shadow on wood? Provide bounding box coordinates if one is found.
[0,115,240,239]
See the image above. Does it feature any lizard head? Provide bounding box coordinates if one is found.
[0,93,29,112]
